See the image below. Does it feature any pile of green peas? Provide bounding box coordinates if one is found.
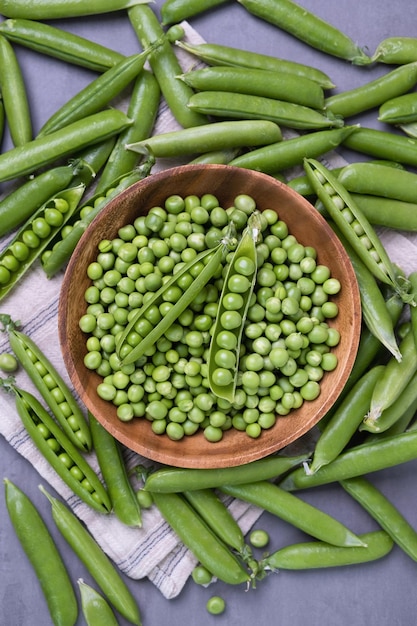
[79,191,341,442]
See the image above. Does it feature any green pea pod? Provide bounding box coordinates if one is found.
[40,486,142,626]
[187,91,343,131]
[0,0,152,19]
[78,579,119,626]
[188,147,241,165]
[0,184,85,302]
[41,156,155,278]
[4,479,78,626]
[399,121,417,138]
[6,383,111,514]
[237,0,371,65]
[304,158,412,303]
[342,126,417,169]
[143,452,309,493]
[89,413,142,527]
[372,36,417,65]
[38,47,156,137]
[351,194,417,232]
[0,94,4,142]
[337,161,417,203]
[378,92,417,124]
[6,325,92,451]
[151,491,250,585]
[0,18,125,72]
[0,109,132,183]
[161,0,228,25]
[0,33,32,146]
[263,531,393,571]
[410,272,417,350]
[208,211,260,401]
[220,481,365,547]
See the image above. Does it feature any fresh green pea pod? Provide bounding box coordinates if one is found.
[379,92,417,124]
[304,158,411,302]
[4,479,78,626]
[279,430,417,491]
[41,156,155,278]
[160,0,228,24]
[126,120,282,159]
[4,323,92,451]
[0,160,86,238]
[0,94,4,142]
[143,452,309,493]
[78,579,119,626]
[365,395,417,441]
[40,486,142,626]
[3,382,111,513]
[0,184,85,302]
[188,147,241,165]
[208,210,260,402]
[366,327,417,423]
[372,36,417,64]
[341,477,417,562]
[0,18,125,72]
[229,126,358,174]
[179,65,325,110]
[350,194,417,232]
[0,0,151,19]
[95,70,160,193]
[337,161,417,203]
[151,491,250,585]
[237,0,371,65]
[38,48,155,137]
[0,34,32,147]
[325,62,417,119]
[187,91,343,131]
[184,488,245,553]
[342,126,417,169]
[263,531,393,571]
[221,481,365,547]
[89,413,142,527]
[399,121,417,138]
[128,4,208,129]
[361,370,417,434]
[0,109,132,183]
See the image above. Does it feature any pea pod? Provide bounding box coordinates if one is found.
[263,531,393,571]
[342,126,417,169]
[237,0,371,65]
[304,158,411,303]
[40,486,142,626]
[1,381,111,513]
[188,148,241,165]
[208,210,260,401]
[410,272,417,350]
[161,0,228,25]
[378,92,417,125]
[0,0,152,19]
[42,156,155,278]
[0,184,85,302]
[38,47,156,136]
[126,120,283,159]
[150,491,250,585]
[372,36,417,64]
[337,161,417,204]
[78,580,119,626]
[4,479,78,626]
[2,318,92,451]
[187,91,343,131]
[350,194,417,232]
[399,121,417,138]
[0,18,125,72]
[175,40,335,89]
[143,452,309,493]
[0,109,132,183]
[89,413,142,527]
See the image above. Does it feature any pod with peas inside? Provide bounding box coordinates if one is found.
[59,164,360,469]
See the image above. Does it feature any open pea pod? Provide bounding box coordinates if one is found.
[208,211,261,402]
[0,183,85,301]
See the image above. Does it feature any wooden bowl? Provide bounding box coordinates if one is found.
[59,164,361,468]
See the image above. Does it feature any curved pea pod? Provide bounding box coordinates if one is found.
[41,157,155,278]
[0,109,132,183]
[337,161,417,204]
[78,579,119,626]
[188,147,241,165]
[10,385,111,514]
[0,184,85,300]
[379,92,417,125]
[4,479,78,626]
[304,158,412,303]
[126,120,283,159]
[143,452,310,493]
[0,184,85,302]
[161,0,228,25]
[151,491,250,585]
[0,18,125,72]
[208,211,260,402]
[0,0,152,19]
[40,487,142,626]
[0,33,32,146]
[372,36,417,64]
[263,531,393,571]
[187,91,343,131]
[236,0,371,65]
[89,413,142,527]
[8,327,92,451]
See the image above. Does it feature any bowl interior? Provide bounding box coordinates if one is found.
[59,164,361,468]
